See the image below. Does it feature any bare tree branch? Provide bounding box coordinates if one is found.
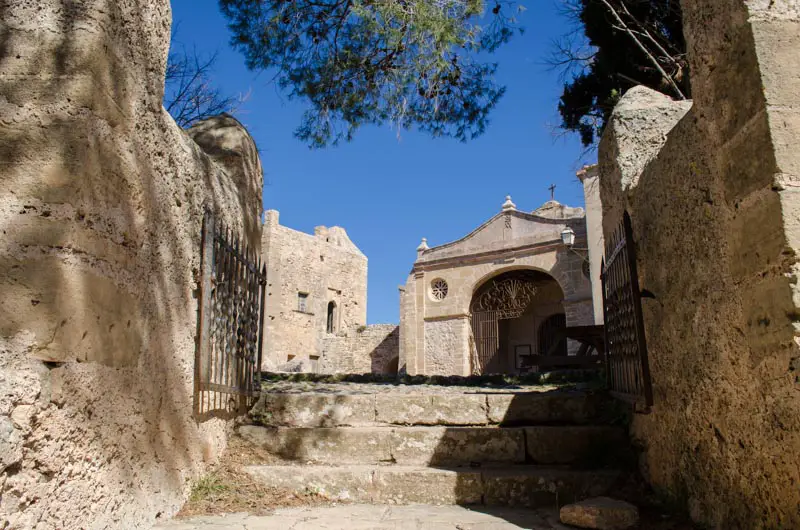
[596,0,685,99]
[164,44,244,128]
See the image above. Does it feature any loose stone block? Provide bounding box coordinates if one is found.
[254,393,376,427]
[389,427,526,465]
[559,497,640,530]
[375,394,488,425]
[238,426,393,464]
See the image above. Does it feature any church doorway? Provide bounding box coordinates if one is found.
[469,270,566,375]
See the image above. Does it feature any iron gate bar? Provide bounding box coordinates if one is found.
[196,210,267,416]
[601,211,653,409]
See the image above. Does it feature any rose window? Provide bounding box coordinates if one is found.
[431,279,449,301]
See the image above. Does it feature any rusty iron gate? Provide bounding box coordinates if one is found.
[196,210,267,415]
[601,211,653,409]
[470,310,501,373]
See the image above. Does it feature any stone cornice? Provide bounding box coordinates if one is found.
[423,313,470,322]
[412,239,567,273]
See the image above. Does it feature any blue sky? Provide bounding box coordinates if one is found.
[169,1,593,324]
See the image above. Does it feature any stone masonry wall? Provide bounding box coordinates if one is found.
[423,318,471,376]
[0,2,263,528]
[320,324,400,374]
[598,2,800,527]
[261,211,367,369]
[578,165,604,324]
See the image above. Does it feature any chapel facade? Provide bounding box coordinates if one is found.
[398,190,599,376]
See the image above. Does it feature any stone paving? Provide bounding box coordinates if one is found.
[154,504,572,529]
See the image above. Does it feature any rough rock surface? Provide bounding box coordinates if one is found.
[559,497,639,530]
[598,1,800,528]
[598,86,691,237]
[0,1,262,529]
[604,88,692,190]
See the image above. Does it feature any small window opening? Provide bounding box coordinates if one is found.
[297,292,309,312]
[326,301,337,333]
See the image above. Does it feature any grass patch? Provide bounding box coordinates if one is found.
[189,473,228,503]
[177,437,341,518]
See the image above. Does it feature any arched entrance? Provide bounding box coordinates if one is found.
[469,270,565,374]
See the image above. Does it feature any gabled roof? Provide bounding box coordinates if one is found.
[416,199,586,265]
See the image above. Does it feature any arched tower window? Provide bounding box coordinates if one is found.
[326,301,337,334]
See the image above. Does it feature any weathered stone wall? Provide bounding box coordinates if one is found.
[0,1,263,528]
[320,324,400,374]
[261,211,367,370]
[598,1,800,527]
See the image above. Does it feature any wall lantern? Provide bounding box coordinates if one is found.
[561,225,590,265]
[561,226,576,247]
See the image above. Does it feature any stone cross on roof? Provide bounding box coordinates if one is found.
[549,184,556,201]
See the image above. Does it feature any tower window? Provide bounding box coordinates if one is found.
[297,292,309,312]
[326,301,337,333]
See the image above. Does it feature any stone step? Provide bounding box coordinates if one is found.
[244,464,621,507]
[238,424,628,466]
[251,390,616,428]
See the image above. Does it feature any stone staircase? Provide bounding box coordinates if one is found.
[236,386,632,508]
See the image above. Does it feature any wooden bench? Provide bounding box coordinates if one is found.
[519,325,605,371]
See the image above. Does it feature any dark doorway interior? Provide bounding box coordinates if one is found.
[469,270,565,374]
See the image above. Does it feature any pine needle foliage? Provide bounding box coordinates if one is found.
[219,0,522,147]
